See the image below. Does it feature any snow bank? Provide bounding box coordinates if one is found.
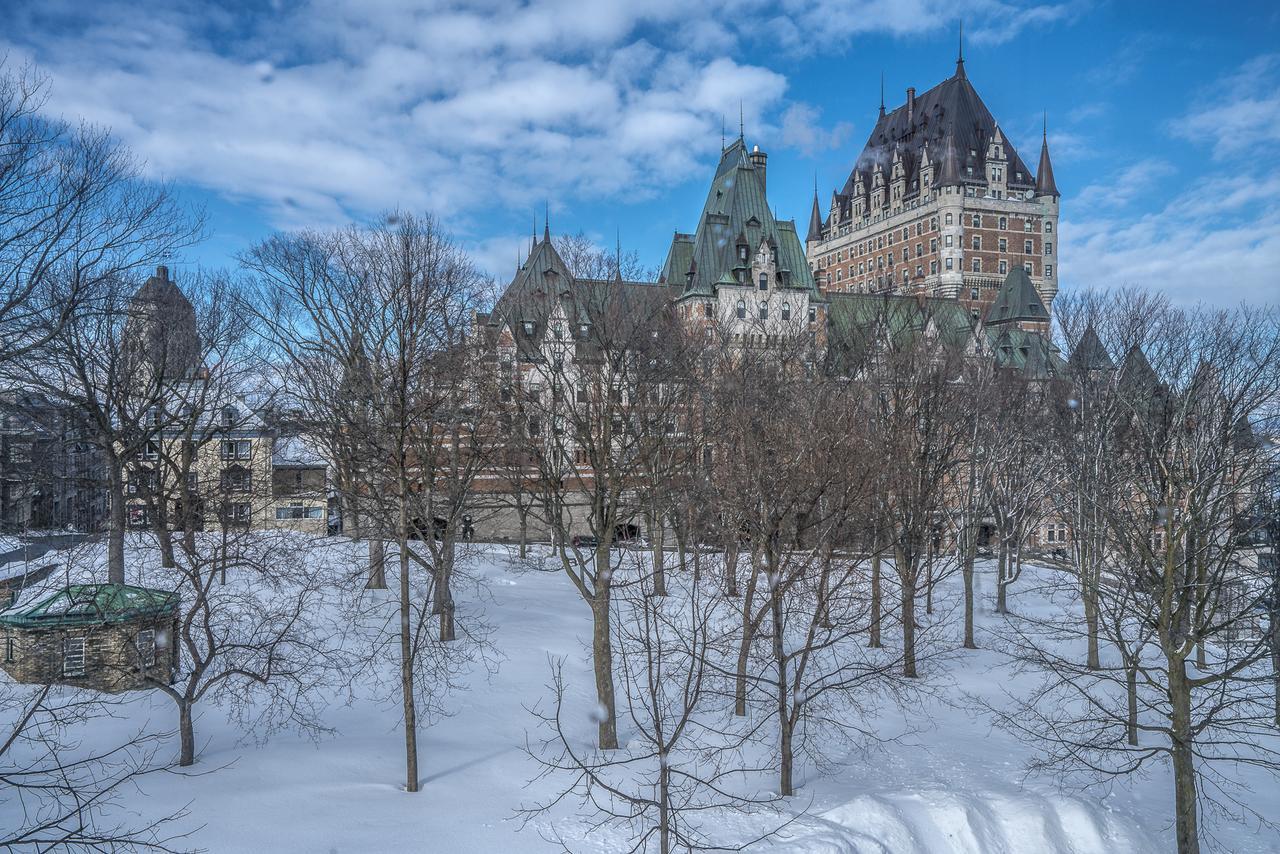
[780,789,1158,854]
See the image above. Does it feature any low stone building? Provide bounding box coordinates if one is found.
[0,583,179,693]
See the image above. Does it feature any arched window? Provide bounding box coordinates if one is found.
[758,273,768,291]
[736,299,745,319]
[758,301,768,321]
[781,302,791,321]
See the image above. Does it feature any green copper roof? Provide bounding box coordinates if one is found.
[985,266,1049,326]
[1,584,178,628]
[665,138,817,300]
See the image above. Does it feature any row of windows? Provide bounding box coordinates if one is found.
[8,631,160,675]
[820,213,1053,268]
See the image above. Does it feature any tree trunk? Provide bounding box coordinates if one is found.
[772,588,793,796]
[1169,661,1200,854]
[590,576,619,749]
[178,701,195,767]
[724,542,739,598]
[367,539,387,589]
[924,539,935,615]
[733,558,758,716]
[650,512,666,597]
[869,552,882,649]
[438,534,456,642]
[899,549,917,678]
[995,540,1009,615]
[1084,571,1101,671]
[107,461,126,584]
[517,511,528,559]
[658,760,671,854]
[1126,662,1139,746]
[399,523,420,791]
[961,537,977,649]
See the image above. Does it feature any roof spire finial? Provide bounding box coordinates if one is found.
[543,200,550,242]
[1042,109,1048,140]
[721,114,725,152]
[879,72,885,118]
[614,227,623,283]
[738,100,744,141]
[956,21,966,79]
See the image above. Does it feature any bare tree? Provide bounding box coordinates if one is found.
[994,300,1280,854]
[0,683,192,852]
[247,211,486,791]
[523,563,782,853]
[0,60,197,367]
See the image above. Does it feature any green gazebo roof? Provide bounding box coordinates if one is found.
[0,583,178,629]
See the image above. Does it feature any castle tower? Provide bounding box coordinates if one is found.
[805,48,1061,322]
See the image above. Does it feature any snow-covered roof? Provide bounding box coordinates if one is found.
[272,435,327,468]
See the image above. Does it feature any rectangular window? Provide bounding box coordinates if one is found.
[972,258,981,273]
[63,637,85,677]
[972,214,982,227]
[970,288,980,300]
[1045,264,1054,277]
[945,235,953,247]
[999,260,1008,274]
[998,216,1007,230]
[1024,240,1034,254]
[136,629,156,668]
[4,635,13,663]
[232,503,252,524]
[972,235,981,250]
[1045,242,1053,255]
[221,439,251,460]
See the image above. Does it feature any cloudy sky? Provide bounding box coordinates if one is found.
[5,0,1279,305]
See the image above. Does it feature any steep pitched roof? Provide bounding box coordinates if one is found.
[824,291,976,374]
[1036,131,1059,198]
[984,266,1050,326]
[806,189,823,243]
[988,327,1063,378]
[839,69,1036,202]
[1068,325,1115,372]
[668,138,817,300]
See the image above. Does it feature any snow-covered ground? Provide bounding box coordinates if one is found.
[2,537,1277,853]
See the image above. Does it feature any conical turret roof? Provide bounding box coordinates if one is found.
[1068,325,1115,373]
[984,265,1049,326]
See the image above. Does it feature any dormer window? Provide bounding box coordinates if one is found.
[522,321,534,336]
[738,245,748,261]
[758,273,767,291]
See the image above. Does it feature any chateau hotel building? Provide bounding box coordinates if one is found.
[805,50,1060,322]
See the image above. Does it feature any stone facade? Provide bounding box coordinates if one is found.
[806,55,1060,326]
[1,612,179,694]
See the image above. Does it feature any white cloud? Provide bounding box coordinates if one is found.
[778,103,854,157]
[1170,54,1280,160]
[1062,171,1280,306]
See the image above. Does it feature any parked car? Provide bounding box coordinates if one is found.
[571,534,600,549]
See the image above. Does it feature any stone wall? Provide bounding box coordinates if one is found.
[1,613,179,694]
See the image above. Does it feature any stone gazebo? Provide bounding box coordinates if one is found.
[0,583,179,693]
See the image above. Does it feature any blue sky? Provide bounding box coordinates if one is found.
[5,0,1279,305]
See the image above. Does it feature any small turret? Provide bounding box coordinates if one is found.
[1036,118,1059,198]
[806,183,823,244]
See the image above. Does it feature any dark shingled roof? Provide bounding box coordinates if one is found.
[1068,325,1115,373]
[984,266,1049,326]
[1036,128,1059,198]
[490,234,677,361]
[818,65,1050,231]
[660,138,817,300]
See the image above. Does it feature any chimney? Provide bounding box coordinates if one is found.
[156,265,169,281]
[906,87,916,123]
[749,144,768,193]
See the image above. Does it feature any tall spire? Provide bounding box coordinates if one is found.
[721,114,725,152]
[614,228,623,283]
[738,100,744,140]
[806,175,824,244]
[1036,113,1060,198]
[878,72,885,118]
[543,201,550,241]
[955,21,966,79]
